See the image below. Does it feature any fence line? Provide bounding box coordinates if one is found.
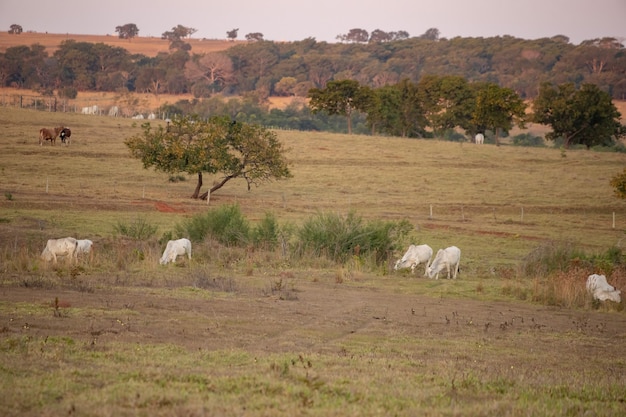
[0,93,162,118]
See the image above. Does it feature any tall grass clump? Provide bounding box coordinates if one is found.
[113,216,158,240]
[177,204,250,246]
[294,210,411,264]
[519,241,587,278]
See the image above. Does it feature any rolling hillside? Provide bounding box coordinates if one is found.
[0,31,236,57]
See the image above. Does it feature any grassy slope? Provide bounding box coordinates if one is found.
[1,106,626,417]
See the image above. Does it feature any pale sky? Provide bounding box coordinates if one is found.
[0,0,624,45]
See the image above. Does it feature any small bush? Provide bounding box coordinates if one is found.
[168,175,186,182]
[252,212,279,250]
[177,204,250,246]
[512,133,545,147]
[113,216,158,240]
[294,210,412,264]
[519,241,587,278]
[441,130,466,142]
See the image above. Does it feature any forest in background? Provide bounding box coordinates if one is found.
[1,31,624,142]
[1,31,624,100]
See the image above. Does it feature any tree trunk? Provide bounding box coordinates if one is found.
[191,172,203,199]
[199,174,236,200]
[495,126,501,147]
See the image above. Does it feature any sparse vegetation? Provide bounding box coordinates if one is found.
[113,216,158,240]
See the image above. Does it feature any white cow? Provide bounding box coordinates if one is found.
[159,238,192,265]
[426,246,461,279]
[81,105,99,115]
[132,114,144,120]
[586,274,621,303]
[394,244,433,275]
[108,106,119,117]
[76,239,94,262]
[147,113,156,120]
[475,133,484,144]
[41,237,78,264]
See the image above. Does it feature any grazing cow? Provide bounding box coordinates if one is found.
[132,114,144,120]
[39,126,64,146]
[76,239,94,262]
[108,105,119,117]
[394,244,433,275]
[475,133,484,144]
[426,246,461,279]
[586,274,621,303]
[81,105,99,115]
[41,237,78,264]
[59,127,71,145]
[147,112,156,120]
[159,238,192,265]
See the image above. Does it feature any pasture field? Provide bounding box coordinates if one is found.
[0,32,235,57]
[1,107,626,416]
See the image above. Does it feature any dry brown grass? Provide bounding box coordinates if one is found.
[0,32,236,57]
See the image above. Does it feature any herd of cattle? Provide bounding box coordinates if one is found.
[39,237,621,303]
[80,104,156,120]
[40,237,192,266]
[392,243,621,303]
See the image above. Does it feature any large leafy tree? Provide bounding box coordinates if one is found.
[115,23,139,40]
[8,24,23,35]
[161,25,197,41]
[308,79,369,134]
[125,116,292,199]
[417,75,474,136]
[471,83,526,145]
[532,82,624,148]
[184,52,233,94]
[362,79,427,138]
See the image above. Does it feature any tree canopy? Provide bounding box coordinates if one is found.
[125,116,292,199]
[8,24,23,35]
[115,23,139,40]
[532,82,624,148]
[471,83,527,145]
[308,79,372,134]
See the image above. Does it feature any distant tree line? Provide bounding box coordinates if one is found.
[1,33,625,100]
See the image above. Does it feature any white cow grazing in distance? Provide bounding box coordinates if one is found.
[394,244,433,275]
[475,133,484,144]
[160,238,192,265]
[427,246,461,279]
[76,239,94,262]
[41,237,78,264]
[586,274,621,303]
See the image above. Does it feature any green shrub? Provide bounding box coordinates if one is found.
[113,216,158,240]
[252,212,279,250]
[512,133,545,147]
[520,242,624,278]
[442,129,466,142]
[177,204,250,246]
[294,210,411,264]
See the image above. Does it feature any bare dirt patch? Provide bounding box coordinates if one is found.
[2,278,624,356]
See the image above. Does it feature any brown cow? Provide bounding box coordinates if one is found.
[39,126,64,146]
